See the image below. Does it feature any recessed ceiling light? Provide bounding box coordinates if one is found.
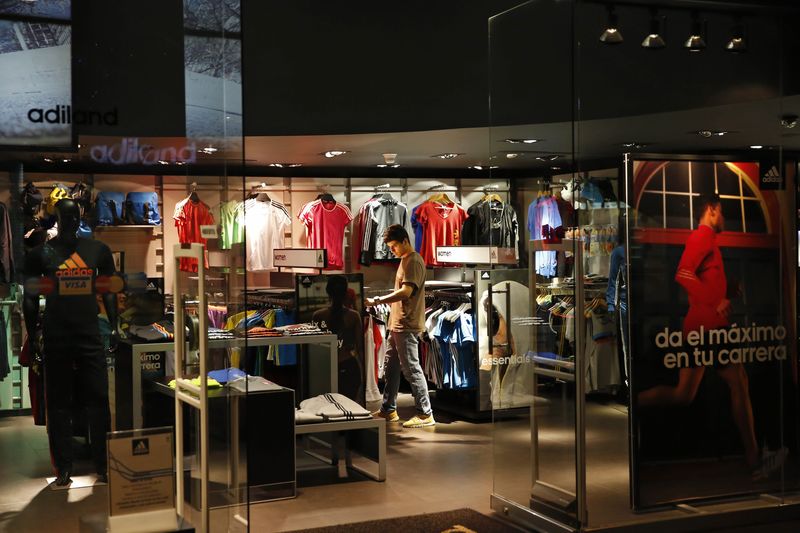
[695,130,729,138]
[62,159,70,163]
[506,153,519,159]
[376,164,400,168]
[175,161,186,166]
[431,153,463,159]
[200,146,218,154]
[550,166,561,170]
[536,155,560,162]
[269,163,302,168]
[468,165,499,170]
[621,142,648,149]
[158,160,169,165]
[749,145,763,149]
[503,138,541,144]
[323,150,348,158]
[43,157,53,163]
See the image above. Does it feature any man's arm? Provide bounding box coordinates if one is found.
[366,284,414,307]
[675,232,717,305]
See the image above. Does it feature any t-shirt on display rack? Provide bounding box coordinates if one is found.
[1,175,623,425]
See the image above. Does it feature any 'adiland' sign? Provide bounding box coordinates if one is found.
[28,105,118,126]
[90,138,197,166]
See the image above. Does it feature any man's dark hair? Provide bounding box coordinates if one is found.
[696,193,721,221]
[326,275,348,304]
[383,224,409,244]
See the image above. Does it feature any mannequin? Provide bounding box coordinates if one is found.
[23,199,118,486]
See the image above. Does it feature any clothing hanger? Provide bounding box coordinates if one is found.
[188,182,199,202]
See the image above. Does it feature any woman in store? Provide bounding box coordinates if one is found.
[312,276,365,406]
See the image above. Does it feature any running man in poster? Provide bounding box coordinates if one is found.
[637,194,783,479]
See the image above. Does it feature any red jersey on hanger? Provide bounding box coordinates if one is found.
[174,200,215,272]
[298,199,353,269]
[415,201,468,266]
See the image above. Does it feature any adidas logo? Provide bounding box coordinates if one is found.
[763,166,781,183]
[56,252,93,278]
[132,438,150,456]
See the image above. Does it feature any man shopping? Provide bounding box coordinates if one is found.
[365,224,434,428]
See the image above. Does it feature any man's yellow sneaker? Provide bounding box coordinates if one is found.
[374,409,400,422]
[402,413,435,428]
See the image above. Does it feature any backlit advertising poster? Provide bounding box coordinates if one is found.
[0,2,71,147]
[627,158,799,508]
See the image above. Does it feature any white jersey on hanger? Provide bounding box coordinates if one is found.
[243,199,291,271]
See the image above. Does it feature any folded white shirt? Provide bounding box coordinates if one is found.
[298,393,372,422]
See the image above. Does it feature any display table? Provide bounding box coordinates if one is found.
[114,334,338,430]
[296,418,386,482]
[146,378,297,504]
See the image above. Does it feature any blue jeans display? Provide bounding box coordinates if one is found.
[381,330,432,416]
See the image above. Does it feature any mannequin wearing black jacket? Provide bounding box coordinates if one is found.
[23,199,118,486]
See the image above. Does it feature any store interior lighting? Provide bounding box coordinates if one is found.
[323,150,348,158]
[684,13,706,52]
[503,138,540,144]
[431,153,463,159]
[599,5,623,44]
[641,10,666,49]
[725,18,747,53]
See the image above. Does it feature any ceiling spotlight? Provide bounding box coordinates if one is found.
[725,17,747,53]
[621,142,648,149]
[200,146,218,154]
[431,153,463,159]
[599,5,623,44]
[780,114,798,129]
[376,164,400,168]
[536,155,560,162]
[469,165,499,170]
[158,160,169,165]
[749,145,763,149]
[323,150,348,158]
[550,166,562,171]
[503,138,541,144]
[506,153,519,159]
[641,10,666,49]
[43,157,53,163]
[695,130,729,137]
[269,163,302,168]
[685,13,707,52]
[62,159,70,163]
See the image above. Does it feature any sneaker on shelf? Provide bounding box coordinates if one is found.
[752,446,789,482]
[402,413,435,428]
[373,409,400,423]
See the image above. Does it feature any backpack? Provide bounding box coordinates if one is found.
[95,191,126,226]
[124,192,161,225]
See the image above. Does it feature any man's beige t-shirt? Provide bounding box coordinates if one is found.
[388,252,426,332]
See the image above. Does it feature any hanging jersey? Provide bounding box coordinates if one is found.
[298,199,353,269]
[218,200,244,250]
[174,200,214,272]
[243,199,291,271]
[415,201,468,266]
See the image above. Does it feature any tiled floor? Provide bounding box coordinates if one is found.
[2,393,800,532]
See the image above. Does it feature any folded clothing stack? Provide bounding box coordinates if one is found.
[295,393,371,424]
[275,323,329,336]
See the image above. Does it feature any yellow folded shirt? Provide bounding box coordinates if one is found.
[168,377,222,389]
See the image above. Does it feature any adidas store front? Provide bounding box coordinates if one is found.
[0,1,800,532]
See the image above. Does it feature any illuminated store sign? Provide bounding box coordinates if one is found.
[89,138,197,165]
